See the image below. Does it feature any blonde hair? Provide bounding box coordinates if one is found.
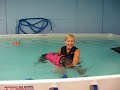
[65,33,75,41]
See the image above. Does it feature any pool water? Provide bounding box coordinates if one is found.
[0,36,120,80]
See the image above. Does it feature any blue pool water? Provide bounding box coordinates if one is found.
[0,35,120,80]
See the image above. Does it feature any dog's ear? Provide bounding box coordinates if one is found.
[61,57,73,67]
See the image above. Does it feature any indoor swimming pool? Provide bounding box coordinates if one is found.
[0,33,120,90]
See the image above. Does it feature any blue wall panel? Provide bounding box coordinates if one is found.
[76,0,103,33]
[6,0,76,34]
[103,0,120,34]
[0,0,120,34]
[0,0,7,34]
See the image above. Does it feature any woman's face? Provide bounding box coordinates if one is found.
[65,38,75,49]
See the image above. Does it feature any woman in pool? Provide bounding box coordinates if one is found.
[58,33,80,65]
[36,34,80,67]
[35,34,85,74]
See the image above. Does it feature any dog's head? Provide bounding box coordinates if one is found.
[60,57,73,67]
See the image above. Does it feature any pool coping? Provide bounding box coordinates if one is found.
[0,33,119,38]
[0,74,120,84]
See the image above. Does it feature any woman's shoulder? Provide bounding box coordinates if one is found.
[61,46,66,48]
[73,46,78,49]
[58,46,66,55]
[73,46,80,53]
[60,46,66,50]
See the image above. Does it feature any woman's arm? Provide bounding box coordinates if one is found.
[72,49,80,65]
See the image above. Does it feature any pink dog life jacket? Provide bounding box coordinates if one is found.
[46,52,64,66]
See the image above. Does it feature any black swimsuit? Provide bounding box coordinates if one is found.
[60,46,78,61]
